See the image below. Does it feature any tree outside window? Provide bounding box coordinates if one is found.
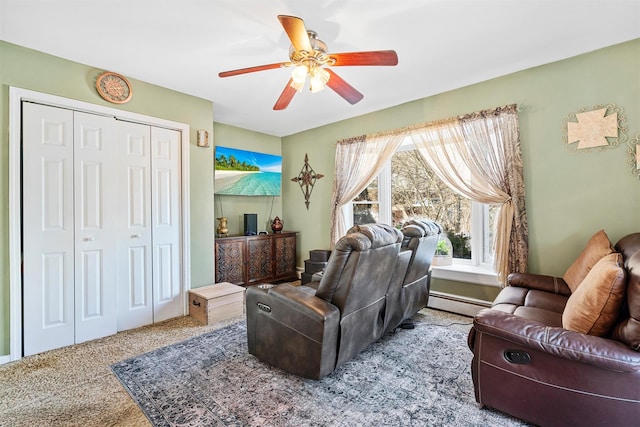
[391,149,472,259]
[352,147,496,265]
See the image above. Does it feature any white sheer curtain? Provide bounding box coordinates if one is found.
[408,105,527,284]
[330,132,405,246]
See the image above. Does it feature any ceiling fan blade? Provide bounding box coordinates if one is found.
[325,69,364,105]
[330,50,398,66]
[278,15,312,52]
[219,62,287,78]
[273,79,298,110]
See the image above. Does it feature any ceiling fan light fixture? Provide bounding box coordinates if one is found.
[290,65,308,91]
[309,67,330,93]
[289,79,305,92]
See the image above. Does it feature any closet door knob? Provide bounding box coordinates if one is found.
[83,236,94,242]
[131,234,141,239]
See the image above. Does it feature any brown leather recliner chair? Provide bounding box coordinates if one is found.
[468,232,640,426]
[245,223,404,379]
[384,219,441,333]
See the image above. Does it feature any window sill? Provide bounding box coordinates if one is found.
[431,263,499,287]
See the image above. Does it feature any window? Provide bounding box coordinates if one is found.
[350,139,498,280]
[352,176,380,225]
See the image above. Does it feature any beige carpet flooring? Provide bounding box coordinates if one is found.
[0,313,246,426]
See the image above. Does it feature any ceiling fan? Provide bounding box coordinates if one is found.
[218,15,398,110]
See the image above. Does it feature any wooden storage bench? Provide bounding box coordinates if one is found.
[188,282,245,325]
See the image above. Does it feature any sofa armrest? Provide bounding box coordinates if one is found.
[247,283,339,325]
[507,272,572,296]
[473,308,640,372]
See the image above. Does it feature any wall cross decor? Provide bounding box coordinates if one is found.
[291,154,324,209]
[562,103,627,152]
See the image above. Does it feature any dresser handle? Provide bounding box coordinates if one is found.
[192,299,201,307]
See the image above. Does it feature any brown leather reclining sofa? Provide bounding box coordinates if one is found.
[468,231,640,426]
[245,220,441,379]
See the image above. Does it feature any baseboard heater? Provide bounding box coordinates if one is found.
[427,291,491,317]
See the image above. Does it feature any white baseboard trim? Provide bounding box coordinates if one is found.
[0,354,11,365]
[427,291,491,317]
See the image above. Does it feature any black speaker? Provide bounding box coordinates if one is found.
[244,213,257,236]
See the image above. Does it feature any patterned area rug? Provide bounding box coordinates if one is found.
[111,309,528,426]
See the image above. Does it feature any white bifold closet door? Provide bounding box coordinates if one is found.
[22,104,118,355]
[148,126,182,323]
[116,122,182,330]
[22,103,182,356]
[116,121,153,331]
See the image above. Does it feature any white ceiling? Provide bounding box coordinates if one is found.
[1,0,639,137]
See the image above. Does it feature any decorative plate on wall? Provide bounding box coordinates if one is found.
[96,71,132,104]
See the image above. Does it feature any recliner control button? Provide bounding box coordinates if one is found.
[504,349,531,365]
[257,302,271,313]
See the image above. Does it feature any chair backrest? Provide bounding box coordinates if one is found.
[401,219,442,288]
[315,223,403,304]
[384,219,442,332]
[315,223,403,366]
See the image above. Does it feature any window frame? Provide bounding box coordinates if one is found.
[349,138,499,286]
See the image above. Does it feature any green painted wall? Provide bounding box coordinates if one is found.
[0,41,216,356]
[212,123,283,236]
[281,39,640,293]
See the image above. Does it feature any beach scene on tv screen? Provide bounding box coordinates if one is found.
[215,146,282,196]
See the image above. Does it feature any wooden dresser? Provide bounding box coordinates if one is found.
[214,232,298,286]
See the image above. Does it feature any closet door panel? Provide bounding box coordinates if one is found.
[151,127,182,321]
[42,254,66,325]
[80,250,102,316]
[117,121,153,331]
[22,103,75,356]
[156,243,174,300]
[73,111,118,343]
[43,159,66,229]
[128,246,149,307]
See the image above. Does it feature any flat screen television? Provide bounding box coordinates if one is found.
[214,146,282,196]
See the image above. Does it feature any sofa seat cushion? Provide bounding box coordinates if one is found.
[524,290,568,313]
[563,229,615,292]
[562,252,626,336]
[492,286,567,328]
[492,286,528,308]
[513,306,563,327]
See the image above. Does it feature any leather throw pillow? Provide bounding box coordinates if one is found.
[563,229,615,293]
[562,252,626,336]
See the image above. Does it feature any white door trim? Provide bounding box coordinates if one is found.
[8,86,192,362]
